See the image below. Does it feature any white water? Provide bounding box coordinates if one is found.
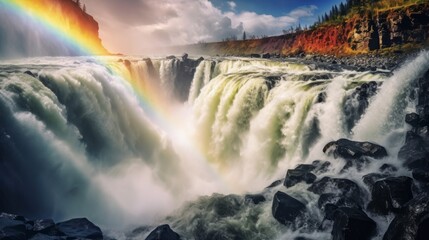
[0,52,428,239]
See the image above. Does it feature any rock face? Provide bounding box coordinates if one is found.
[284,169,317,188]
[145,224,181,240]
[367,176,413,215]
[331,207,377,240]
[0,213,102,240]
[272,191,306,225]
[190,3,429,56]
[383,194,429,240]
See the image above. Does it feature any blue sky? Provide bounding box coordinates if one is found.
[83,0,346,54]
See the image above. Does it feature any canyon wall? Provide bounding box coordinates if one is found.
[187,3,429,56]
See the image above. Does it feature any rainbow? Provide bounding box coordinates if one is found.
[3,0,232,190]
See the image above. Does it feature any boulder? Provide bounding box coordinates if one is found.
[181,53,188,61]
[244,194,266,204]
[367,176,413,215]
[284,169,317,188]
[413,169,429,183]
[266,179,282,188]
[308,177,361,201]
[318,193,361,214]
[398,131,429,169]
[331,207,377,240]
[383,193,429,240]
[323,139,387,160]
[56,218,102,240]
[166,55,176,60]
[250,53,260,58]
[312,160,331,174]
[31,219,57,235]
[379,164,397,173]
[272,191,306,225]
[362,173,388,190]
[29,233,65,240]
[405,113,420,127]
[24,71,36,78]
[0,216,27,240]
[262,53,271,59]
[145,224,181,240]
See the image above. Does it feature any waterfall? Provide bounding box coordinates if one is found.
[1,52,428,238]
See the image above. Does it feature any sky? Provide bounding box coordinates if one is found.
[82,0,344,55]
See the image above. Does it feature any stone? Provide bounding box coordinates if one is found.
[284,169,317,188]
[413,169,429,183]
[262,53,271,59]
[24,71,36,78]
[362,173,388,190]
[405,113,420,127]
[331,207,377,240]
[266,179,282,188]
[56,218,102,240]
[166,55,176,59]
[398,131,429,170]
[31,219,57,235]
[383,193,429,240]
[145,224,181,240]
[367,176,413,215]
[308,177,361,202]
[244,194,266,204]
[0,216,27,240]
[181,53,188,61]
[272,191,306,225]
[323,139,387,160]
[250,53,260,58]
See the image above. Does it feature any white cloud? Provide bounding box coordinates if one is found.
[82,0,317,54]
[227,1,237,11]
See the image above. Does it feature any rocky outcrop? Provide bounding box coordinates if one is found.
[188,3,429,56]
[145,224,181,240]
[272,191,306,226]
[0,213,103,240]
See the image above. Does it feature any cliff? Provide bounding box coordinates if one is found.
[187,3,429,56]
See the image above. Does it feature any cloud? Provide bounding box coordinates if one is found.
[227,1,237,11]
[82,0,317,54]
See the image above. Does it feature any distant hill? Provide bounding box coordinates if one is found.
[184,1,429,56]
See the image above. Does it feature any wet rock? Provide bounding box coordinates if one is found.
[272,191,306,225]
[284,169,317,188]
[367,176,413,215]
[181,53,188,61]
[405,113,420,127]
[250,53,260,58]
[362,173,388,190]
[379,164,397,173]
[398,131,429,169]
[383,193,429,240]
[312,160,331,173]
[413,169,429,183]
[262,53,271,59]
[31,219,57,235]
[266,179,282,188]
[323,139,387,160]
[294,164,316,172]
[244,194,266,204]
[146,224,181,240]
[0,213,27,240]
[331,207,377,240]
[29,233,65,240]
[308,177,361,202]
[24,71,36,78]
[56,218,102,240]
[166,55,176,60]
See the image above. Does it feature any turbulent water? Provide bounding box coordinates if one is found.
[1,52,428,239]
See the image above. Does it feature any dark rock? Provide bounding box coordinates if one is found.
[323,139,387,160]
[250,53,260,58]
[266,179,282,188]
[272,191,306,225]
[197,57,204,62]
[383,193,429,240]
[31,219,57,235]
[398,131,429,169]
[318,193,361,212]
[362,173,388,190]
[405,113,420,127]
[24,71,36,78]
[295,164,316,172]
[308,177,361,201]
[123,59,131,67]
[312,160,331,174]
[145,224,181,240]
[181,53,188,61]
[379,164,397,173]
[413,169,429,182]
[244,194,266,204]
[29,233,65,240]
[331,207,377,240]
[316,92,327,103]
[284,169,317,188]
[166,55,176,60]
[0,216,27,240]
[56,218,102,240]
[262,53,271,59]
[367,176,413,215]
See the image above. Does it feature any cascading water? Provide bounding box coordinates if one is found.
[1,52,429,239]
